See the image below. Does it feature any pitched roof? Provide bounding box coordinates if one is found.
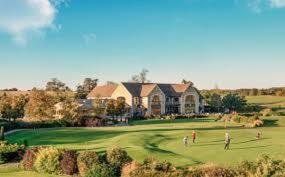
[121,83,142,97]
[122,82,193,97]
[140,84,157,97]
[157,84,190,97]
[87,85,117,98]
[171,84,191,94]
[87,82,201,98]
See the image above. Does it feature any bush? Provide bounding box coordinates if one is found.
[85,162,116,177]
[129,157,183,177]
[106,146,132,175]
[236,154,285,176]
[77,151,100,176]
[20,147,40,170]
[188,164,238,177]
[0,141,25,164]
[121,161,140,177]
[60,150,78,175]
[255,154,285,176]
[261,108,273,117]
[34,147,63,174]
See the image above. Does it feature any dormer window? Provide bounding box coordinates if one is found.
[134,97,139,105]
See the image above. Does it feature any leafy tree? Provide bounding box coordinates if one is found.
[222,93,247,112]
[208,93,223,112]
[25,89,56,120]
[106,81,118,86]
[181,79,194,86]
[57,99,81,125]
[131,69,150,83]
[115,98,126,116]
[0,94,27,122]
[106,100,116,117]
[10,94,27,121]
[45,78,70,92]
[93,97,106,116]
[0,93,12,122]
[76,78,98,99]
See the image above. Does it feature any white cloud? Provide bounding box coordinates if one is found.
[247,0,285,12]
[269,0,285,8]
[83,33,97,45]
[0,0,67,45]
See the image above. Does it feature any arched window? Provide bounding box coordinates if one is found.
[185,95,196,113]
[151,95,161,115]
[152,95,161,105]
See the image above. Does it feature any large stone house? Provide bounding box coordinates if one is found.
[87,82,204,117]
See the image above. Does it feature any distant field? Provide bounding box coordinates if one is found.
[246,96,285,108]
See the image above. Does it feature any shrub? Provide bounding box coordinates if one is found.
[236,154,285,176]
[255,154,285,176]
[106,146,132,174]
[261,108,273,117]
[0,141,24,164]
[34,147,63,174]
[129,158,183,177]
[85,162,116,177]
[20,147,40,170]
[60,150,78,175]
[77,151,100,176]
[121,161,140,177]
[188,164,238,177]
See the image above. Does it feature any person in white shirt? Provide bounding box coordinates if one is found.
[183,136,189,147]
[224,132,231,150]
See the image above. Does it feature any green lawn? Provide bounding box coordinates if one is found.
[6,118,285,168]
[0,165,58,177]
[246,95,285,108]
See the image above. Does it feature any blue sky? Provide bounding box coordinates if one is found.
[0,0,284,90]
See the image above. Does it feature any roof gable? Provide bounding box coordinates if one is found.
[140,84,157,97]
[87,85,117,98]
[121,82,142,97]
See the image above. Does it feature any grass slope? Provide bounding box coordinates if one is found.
[0,166,58,177]
[246,96,285,108]
[6,118,285,168]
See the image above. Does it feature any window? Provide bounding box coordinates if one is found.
[166,97,171,103]
[174,97,179,102]
[134,97,139,105]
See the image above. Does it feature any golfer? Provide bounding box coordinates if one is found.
[183,136,189,147]
[224,132,231,150]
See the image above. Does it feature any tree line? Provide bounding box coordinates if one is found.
[202,87,285,97]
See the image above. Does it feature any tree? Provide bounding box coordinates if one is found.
[45,78,70,91]
[57,99,81,126]
[115,98,126,116]
[76,78,99,99]
[10,94,27,121]
[222,93,247,112]
[25,89,56,120]
[181,79,194,86]
[208,93,223,112]
[106,100,116,117]
[106,81,118,86]
[93,97,106,116]
[0,94,27,122]
[131,69,150,83]
[0,93,13,122]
